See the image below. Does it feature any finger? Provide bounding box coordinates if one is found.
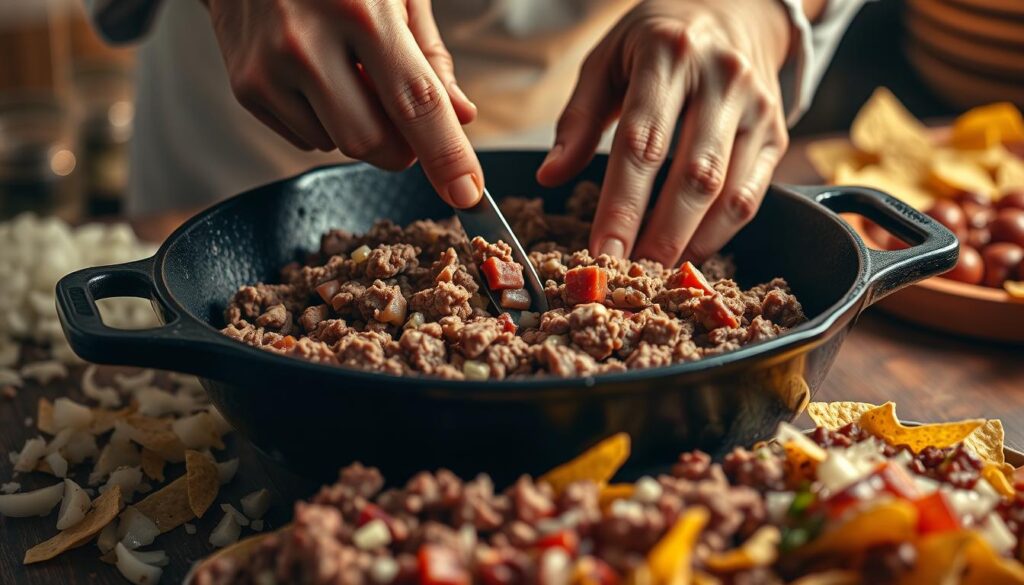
[355,17,483,208]
[535,47,619,187]
[246,102,314,151]
[588,55,686,258]
[407,0,476,124]
[301,49,415,171]
[263,90,336,152]
[632,89,746,267]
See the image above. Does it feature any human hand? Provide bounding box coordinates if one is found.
[537,0,792,266]
[203,0,484,207]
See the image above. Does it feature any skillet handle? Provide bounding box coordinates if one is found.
[784,184,959,305]
[55,256,231,374]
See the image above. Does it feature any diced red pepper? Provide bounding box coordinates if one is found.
[699,295,739,329]
[357,503,391,527]
[497,312,517,335]
[912,491,959,535]
[481,257,525,291]
[875,462,921,500]
[666,262,716,295]
[316,279,341,303]
[821,480,875,520]
[271,335,296,350]
[564,266,608,305]
[418,545,470,585]
[536,530,578,556]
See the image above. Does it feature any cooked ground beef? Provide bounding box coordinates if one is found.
[220,181,806,379]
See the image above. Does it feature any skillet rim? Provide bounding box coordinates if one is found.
[152,158,870,391]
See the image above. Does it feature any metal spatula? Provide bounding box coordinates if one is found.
[455,188,550,323]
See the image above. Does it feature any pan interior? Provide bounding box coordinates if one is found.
[160,153,860,345]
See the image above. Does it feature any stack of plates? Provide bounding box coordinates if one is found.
[905,0,1024,109]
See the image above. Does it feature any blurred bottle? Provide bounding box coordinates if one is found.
[0,0,80,221]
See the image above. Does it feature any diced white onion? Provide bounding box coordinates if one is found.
[220,503,250,527]
[113,369,155,392]
[978,514,1016,554]
[45,452,68,478]
[0,482,63,517]
[114,542,163,585]
[764,491,795,524]
[216,458,239,485]
[539,548,572,585]
[775,422,827,463]
[129,549,169,567]
[118,507,160,549]
[183,523,196,535]
[1,482,20,494]
[209,511,241,548]
[632,476,662,504]
[98,520,119,553]
[370,556,399,584]
[816,450,864,494]
[240,488,271,520]
[14,437,48,472]
[0,367,22,387]
[352,518,391,550]
[250,519,264,532]
[351,245,371,264]
[462,360,489,381]
[172,412,219,450]
[82,365,122,408]
[56,479,91,530]
[103,467,143,502]
[20,361,68,385]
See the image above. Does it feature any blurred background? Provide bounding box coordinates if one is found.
[0,0,1020,223]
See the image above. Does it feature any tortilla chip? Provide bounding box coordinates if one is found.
[133,475,194,533]
[851,88,933,157]
[140,448,165,482]
[37,398,54,435]
[646,507,708,585]
[952,102,1024,150]
[898,530,1024,585]
[927,157,997,199]
[806,138,874,181]
[23,485,123,564]
[186,450,219,518]
[964,419,1006,468]
[796,500,917,559]
[1006,281,1024,299]
[122,414,186,462]
[598,484,635,511]
[705,525,779,573]
[833,164,933,211]
[783,442,821,489]
[539,433,630,494]
[806,402,877,431]
[859,402,984,453]
[983,465,1016,499]
[790,572,860,585]
[962,530,1024,585]
[997,157,1024,194]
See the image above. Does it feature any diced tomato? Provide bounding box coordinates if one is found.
[821,480,874,520]
[536,530,578,556]
[564,266,608,305]
[357,503,391,527]
[912,491,959,535]
[875,462,921,500]
[497,312,518,334]
[572,557,620,585]
[418,545,470,585]
[271,335,296,350]
[316,279,341,303]
[699,295,739,329]
[666,262,715,295]
[481,257,525,291]
[479,556,517,585]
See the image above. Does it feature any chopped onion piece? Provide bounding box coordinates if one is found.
[103,467,143,502]
[129,549,169,567]
[765,491,795,524]
[240,488,271,520]
[113,369,155,392]
[817,450,864,494]
[97,520,119,553]
[82,365,122,408]
[206,406,233,436]
[250,519,264,532]
[370,557,399,584]
[209,511,242,548]
[1,482,20,494]
[217,458,239,485]
[114,542,163,585]
[118,507,160,549]
[462,360,489,381]
[632,476,662,504]
[978,514,1016,554]
[14,437,47,472]
[183,523,196,535]
[351,245,371,264]
[172,412,220,450]
[0,482,63,517]
[913,475,940,495]
[20,361,68,385]
[56,479,91,530]
[774,422,827,462]
[45,452,68,478]
[220,503,250,526]
[518,311,540,329]
[353,518,391,550]
[539,548,572,585]
[58,430,99,464]
[0,367,22,387]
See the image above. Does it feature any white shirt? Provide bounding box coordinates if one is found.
[86,0,872,216]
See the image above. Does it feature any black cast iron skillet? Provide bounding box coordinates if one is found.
[55,151,957,484]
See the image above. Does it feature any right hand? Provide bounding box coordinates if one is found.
[202,0,485,208]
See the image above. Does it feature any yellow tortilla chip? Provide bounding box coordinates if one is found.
[806,138,875,181]
[598,484,635,511]
[796,500,917,559]
[140,448,165,482]
[790,571,860,585]
[983,465,1016,499]
[927,156,997,199]
[123,414,186,462]
[704,526,779,573]
[1006,281,1024,300]
[186,450,219,518]
[964,419,1006,468]
[23,486,123,564]
[806,402,878,431]
[952,102,1024,149]
[997,157,1024,194]
[859,402,984,453]
[783,442,822,488]
[851,88,933,157]
[646,507,708,585]
[37,398,55,434]
[962,530,1024,585]
[539,433,630,494]
[133,475,194,533]
[898,530,1024,585]
[833,164,933,211]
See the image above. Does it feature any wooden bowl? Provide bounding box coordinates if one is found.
[906,13,1024,79]
[906,43,1024,110]
[906,0,1024,47]
[846,215,1024,343]
[945,0,1024,18]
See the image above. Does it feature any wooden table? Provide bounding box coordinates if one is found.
[2,139,1022,584]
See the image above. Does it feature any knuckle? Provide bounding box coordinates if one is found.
[646,20,690,62]
[393,73,445,123]
[725,187,761,223]
[683,154,727,200]
[339,131,386,160]
[774,126,790,151]
[421,138,470,174]
[334,0,382,29]
[230,68,265,107]
[718,50,752,86]
[619,119,670,167]
[685,240,714,264]
[648,233,685,262]
[751,92,775,118]
[600,204,645,234]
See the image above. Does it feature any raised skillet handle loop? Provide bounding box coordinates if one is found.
[55,256,227,374]
[783,184,959,305]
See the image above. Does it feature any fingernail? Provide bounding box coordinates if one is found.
[449,82,476,110]
[540,144,563,171]
[598,237,625,258]
[446,173,482,208]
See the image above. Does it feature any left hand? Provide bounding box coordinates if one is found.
[536,0,793,267]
